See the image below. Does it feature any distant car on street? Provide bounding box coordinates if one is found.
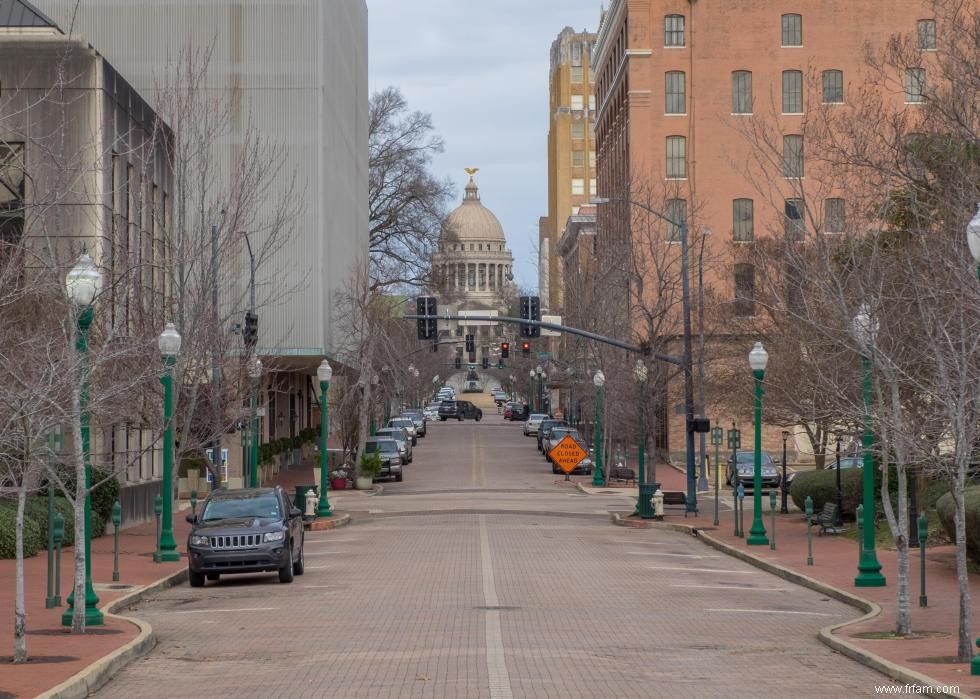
[537,419,568,452]
[726,450,781,489]
[398,411,427,438]
[544,428,593,474]
[363,438,403,482]
[186,486,305,587]
[375,427,412,463]
[523,413,549,436]
[438,399,483,421]
[388,417,418,445]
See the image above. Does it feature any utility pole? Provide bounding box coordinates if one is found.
[210,222,222,484]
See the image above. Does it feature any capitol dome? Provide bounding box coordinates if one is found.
[441,176,506,243]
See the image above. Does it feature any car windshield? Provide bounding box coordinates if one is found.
[391,419,412,427]
[551,428,578,440]
[736,452,774,465]
[202,492,281,521]
[835,458,863,469]
[529,414,548,421]
[366,439,398,454]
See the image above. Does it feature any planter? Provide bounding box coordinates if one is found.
[330,477,347,490]
[356,476,374,490]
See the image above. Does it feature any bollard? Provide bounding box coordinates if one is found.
[857,503,865,561]
[52,513,64,606]
[805,496,814,565]
[111,501,122,582]
[190,489,198,518]
[769,490,777,550]
[972,639,980,676]
[45,485,58,608]
[918,511,928,608]
[154,494,163,560]
[736,484,745,539]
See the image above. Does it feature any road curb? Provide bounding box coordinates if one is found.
[305,512,352,531]
[38,567,189,699]
[610,513,966,698]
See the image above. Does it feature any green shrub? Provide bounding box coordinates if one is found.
[0,503,44,559]
[790,469,839,513]
[920,478,951,510]
[936,486,980,564]
[358,451,382,478]
[53,497,76,548]
[89,466,119,530]
[790,464,898,519]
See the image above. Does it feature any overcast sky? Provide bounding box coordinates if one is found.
[368,0,601,289]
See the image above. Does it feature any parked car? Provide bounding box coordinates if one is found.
[363,438,403,482]
[508,403,530,421]
[523,413,549,436]
[388,417,418,445]
[399,411,427,438]
[544,428,593,474]
[438,399,483,421]
[423,404,441,420]
[375,427,412,463]
[784,456,862,488]
[726,450,781,489]
[186,486,305,587]
[463,380,481,393]
[537,419,568,451]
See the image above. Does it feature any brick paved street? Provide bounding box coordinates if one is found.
[94,416,899,698]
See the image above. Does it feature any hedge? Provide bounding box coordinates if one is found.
[0,503,44,559]
[936,486,980,564]
[52,464,119,532]
[790,464,899,519]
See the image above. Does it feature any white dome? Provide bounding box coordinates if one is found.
[441,177,506,243]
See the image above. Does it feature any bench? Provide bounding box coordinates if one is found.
[609,466,636,483]
[813,502,842,535]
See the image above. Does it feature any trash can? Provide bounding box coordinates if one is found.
[638,482,660,519]
[294,485,318,511]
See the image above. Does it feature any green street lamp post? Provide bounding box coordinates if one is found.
[747,342,769,546]
[592,370,605,487]
[528,369,536,413]
[536,365,544,414]
[633,360,651,517]
[248,358,261,488]
[316,359,333,517]
[711,425,724,526]
[63,249,104,627]
[852,304,886,586]
[412,367,420,408]
[155,323,181,563]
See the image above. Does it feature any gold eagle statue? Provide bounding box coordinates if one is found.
[464,167,479,177]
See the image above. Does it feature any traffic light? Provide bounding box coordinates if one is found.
[521,340,531,356]
[482,357,489,369]
[454,357,461,370]
[243,311,258,349]
[416,296,438,340]
[500,341,509,358]
[529,296,541,338]
[465,334,474,353]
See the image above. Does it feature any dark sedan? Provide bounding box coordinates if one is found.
[726,451,781,489]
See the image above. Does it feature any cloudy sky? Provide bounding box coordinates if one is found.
[368,0,601,289]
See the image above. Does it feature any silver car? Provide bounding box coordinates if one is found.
[376,427,412,463]
[388,417,418,445]
[524,413,549,436]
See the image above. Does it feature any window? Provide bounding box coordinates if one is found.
[781,13,802,46]
[665,14,685,47]
[571,121,585,139]
[590,178,597,196]
[734,263,756,316]
[571,150,584,167]
[589,151,596,168]
[732,70,752,113]
[666,198,687,242]
[571,94,584,111]
[918,19,936,50]
[783,135,804,178]
[905,68,925,103]
[0,142,25,258]
[665,71,686,113]
[824,198,845,233]
[666,136,686,178]
[782,70,803,113]
[571,66,584,83]
[784,198,805,239]
[571,178,585,195]
[732,198,754,242]
[589,94,596,111]
[822,70,843,103]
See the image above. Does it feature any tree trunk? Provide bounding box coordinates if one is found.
[953,477,972,660]
[13,487,27,662]
[894,465,911,635]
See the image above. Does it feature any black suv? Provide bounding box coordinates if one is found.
[186,486,305,587]
[438,399,483,421]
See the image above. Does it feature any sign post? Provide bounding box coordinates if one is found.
[548,435,588,481]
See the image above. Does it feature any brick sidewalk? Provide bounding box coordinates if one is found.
[621,476,980,695]
[0,510,190,698]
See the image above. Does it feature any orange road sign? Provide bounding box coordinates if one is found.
[548,435,588,474]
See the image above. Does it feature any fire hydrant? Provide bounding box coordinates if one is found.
[304,488,318,518]
[652,488,665,520]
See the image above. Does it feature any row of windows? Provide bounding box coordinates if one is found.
[570,94,597,111]
[571,178,597,196]
[662,14,936,50]
[570,150,596,168]
[732,197,846,241]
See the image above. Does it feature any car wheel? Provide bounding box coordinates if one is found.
[395,472,403,482]
[206,573,220,581]
[279,546,295,583]
[458,416,463,421]
[476,414,481,422]
[188,568,205,588]
[293,540,305,576]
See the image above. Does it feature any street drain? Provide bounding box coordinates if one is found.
[474,605,520,611]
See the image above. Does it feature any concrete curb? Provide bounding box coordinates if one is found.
[305,512,352,531]
[37,567,189,699]
[610,513,966,698]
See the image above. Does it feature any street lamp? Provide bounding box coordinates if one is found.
[565,365,575,424]
[155,323,182,563]
[966,203,980,280]
[780,430,790,514]
[537,366,547,414]
[633,360,652,517]
[592,370,606,487]
[316,359,333,517]
[852,303,886,586]
[412,367,419,408]
[370,373,380,435]
[248,357,262,488]
[528,368,536,412]
[747,341,769,546]
[62,249,104,627]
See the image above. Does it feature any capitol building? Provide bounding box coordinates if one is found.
[431,171,515,362]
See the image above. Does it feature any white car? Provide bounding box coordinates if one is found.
[523,414,549,436]
[423,405,440,420]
